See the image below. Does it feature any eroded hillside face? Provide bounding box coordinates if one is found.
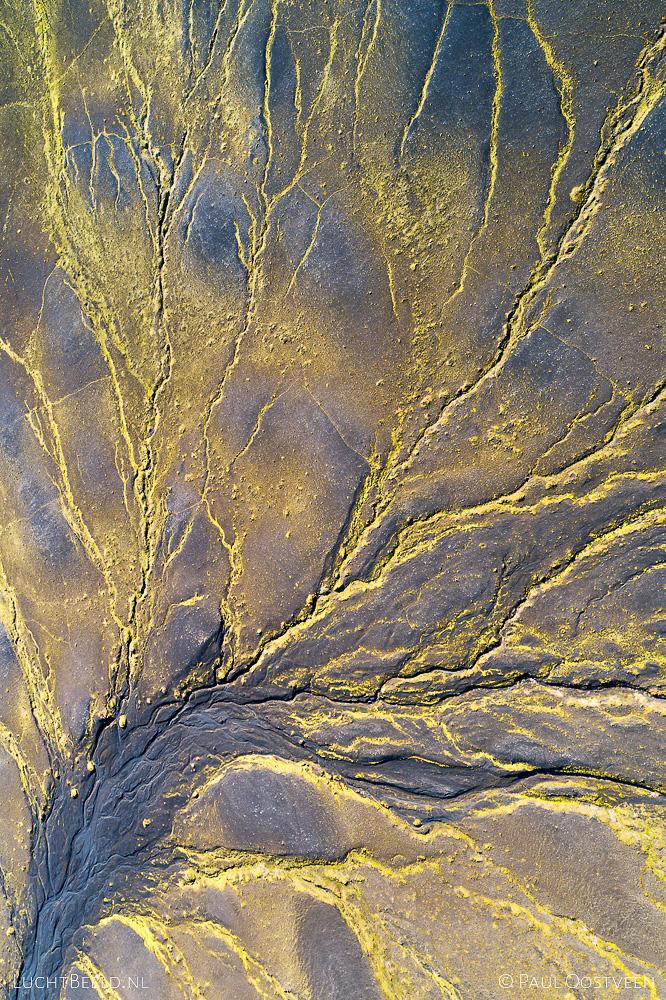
[1,1,666,998]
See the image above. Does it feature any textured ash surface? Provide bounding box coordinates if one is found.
[0,1,666,998]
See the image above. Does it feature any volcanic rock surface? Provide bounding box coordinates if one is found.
[1,0,666,997]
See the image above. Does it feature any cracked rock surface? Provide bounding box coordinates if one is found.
[1,0,666,997]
